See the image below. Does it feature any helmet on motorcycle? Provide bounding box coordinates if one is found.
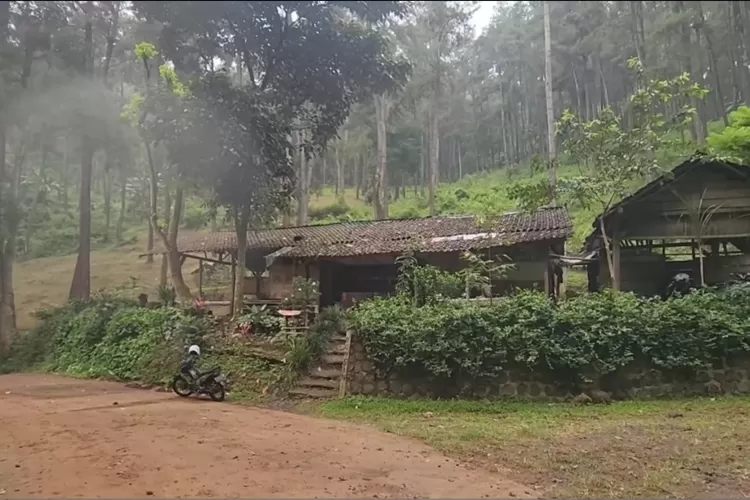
[188,345,201,356]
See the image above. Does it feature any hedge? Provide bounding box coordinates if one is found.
[350,288,750,384]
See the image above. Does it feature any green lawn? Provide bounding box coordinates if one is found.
[316,396,750,498]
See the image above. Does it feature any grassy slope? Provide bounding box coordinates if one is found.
[14,244,165,330]
[317,396,750,498]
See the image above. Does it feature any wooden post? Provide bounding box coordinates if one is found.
[198,260,204,296]
[612,235,621,291]
[559,243,567,299]
[230,253,237,317]
[339,330,353,398]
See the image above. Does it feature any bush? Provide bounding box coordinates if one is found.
[308,198,350,221]
[351,288,750,386]
[285,305,347,373]
[0,297,213,382]
[236,305,283,336]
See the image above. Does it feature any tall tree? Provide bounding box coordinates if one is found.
[543,0,556,201]
[134,0,410,314]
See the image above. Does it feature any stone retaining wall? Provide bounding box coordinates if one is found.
[345,333,750,400]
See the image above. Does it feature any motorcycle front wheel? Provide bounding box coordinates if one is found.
[171,375,192,397]
[208,382,225,402]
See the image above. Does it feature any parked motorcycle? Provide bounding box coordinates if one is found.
[171,365,228,402]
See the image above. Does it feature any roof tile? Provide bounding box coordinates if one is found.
[152,207,572,258]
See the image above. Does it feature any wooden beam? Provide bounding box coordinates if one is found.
[612,234,621,291]
[178,253,236,266]
[625,232,750,240]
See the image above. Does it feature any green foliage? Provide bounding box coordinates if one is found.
[707,106,750,164]
[156,284,176,306]
[351,289,750,386]
[282,277,321,309]
[509,58,708,213]
[236,305,283,336]
[285,305,347,373]
[0,298,213,383]
[457,251,515,298]
[395,252,464,306]
[134,42,157,61]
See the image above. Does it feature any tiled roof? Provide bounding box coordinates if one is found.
[150,207,572,258]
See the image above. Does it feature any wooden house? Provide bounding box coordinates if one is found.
[585,156,750,295]
[153,206,573,308]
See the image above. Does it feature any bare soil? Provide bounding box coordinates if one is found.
[0,374,533,498]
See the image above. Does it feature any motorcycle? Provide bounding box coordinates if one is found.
[171,365,228,402]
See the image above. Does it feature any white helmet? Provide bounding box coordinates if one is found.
[188,345,201,356]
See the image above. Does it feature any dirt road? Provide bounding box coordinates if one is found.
[0,374,533,498]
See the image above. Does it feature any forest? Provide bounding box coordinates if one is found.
[2,0,750,352]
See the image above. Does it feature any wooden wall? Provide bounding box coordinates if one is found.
[617,165,750,240]
[261,240,558,305]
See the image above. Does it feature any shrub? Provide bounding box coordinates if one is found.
[236,305,283,336]
[351,288,750,386]
[1,298,213,382]
[308,198,350,221]
[284,305,347,373]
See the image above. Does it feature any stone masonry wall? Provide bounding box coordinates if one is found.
[345,333,750,400]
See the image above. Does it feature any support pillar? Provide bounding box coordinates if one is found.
[612,235,621,291]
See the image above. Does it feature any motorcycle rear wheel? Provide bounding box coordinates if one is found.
[208,382,225,402]
[171,375,192,397]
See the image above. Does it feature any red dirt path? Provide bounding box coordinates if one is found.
[0,374,534,498]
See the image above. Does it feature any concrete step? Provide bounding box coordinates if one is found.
[327,343,348,355]
[309,368,342,380]
[288,387,336,399]
[321,354,345,365]
[297,377,338,389]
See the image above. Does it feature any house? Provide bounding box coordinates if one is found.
[584,156,750,295]
[150,206,573,308]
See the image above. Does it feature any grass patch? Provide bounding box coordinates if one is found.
[318,396,750,498]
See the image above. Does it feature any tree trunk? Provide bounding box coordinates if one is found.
[116,174,126,243]
[374,93,389,220]
[0,129,20,350]
[354,153,360,200]
[544,0,557,203]
[24,143,48,255]
[233,205,251,317]
[727,1,742,106]
[428,106,440,216]
[295,131,311,225]
[457,139,463,179]
[336,130,346,196]
[69,18,95,301]
[160,188,171,287]
[102,1,120,87]
[102,159,113,243]
[630,1,646,64]
[145,142,158,263]
[696,3,729,126]
[0,121,7,354]
[155,185,192,299]
[419,130,426,195]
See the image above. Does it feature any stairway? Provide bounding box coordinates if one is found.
[288,331,349,399]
